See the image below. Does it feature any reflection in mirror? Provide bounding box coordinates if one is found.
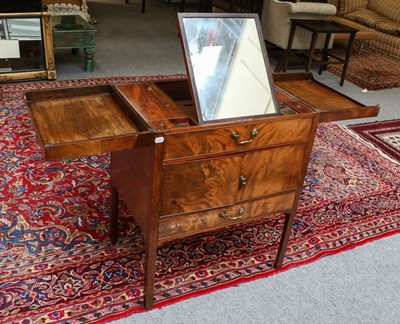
[0,17,44,73]
[178,13,279,124]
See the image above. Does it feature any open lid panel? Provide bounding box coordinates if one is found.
[177,12,280,124]
[273,72,380,122]
[25,85,156,160]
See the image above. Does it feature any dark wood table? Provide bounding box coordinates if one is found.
[51,15,97,72]
[276,19,358,86]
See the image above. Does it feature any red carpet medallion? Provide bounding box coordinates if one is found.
[1,77,399,323]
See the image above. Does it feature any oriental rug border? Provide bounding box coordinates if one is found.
[347,120,400,163]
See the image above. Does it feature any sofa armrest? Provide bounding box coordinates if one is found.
[287,3,337,15]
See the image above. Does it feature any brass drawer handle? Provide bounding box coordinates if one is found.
[219,207,245,220]
[231,128,259,145]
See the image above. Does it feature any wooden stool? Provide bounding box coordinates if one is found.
[276,19,357,86]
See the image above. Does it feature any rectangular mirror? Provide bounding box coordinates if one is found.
[0,12,56,82]
[177,13,279,124]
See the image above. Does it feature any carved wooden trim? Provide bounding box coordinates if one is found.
[46,1,91,22]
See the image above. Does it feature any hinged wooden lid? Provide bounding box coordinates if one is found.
[273,73,380,122]
[25,85,154,160]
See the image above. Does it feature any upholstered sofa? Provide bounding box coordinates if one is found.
[261,1,338,50]
[329,0,400,58]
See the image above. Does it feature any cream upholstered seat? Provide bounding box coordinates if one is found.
[260,0,337,50]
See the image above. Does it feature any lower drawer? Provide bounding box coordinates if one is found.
[158,192,296,243]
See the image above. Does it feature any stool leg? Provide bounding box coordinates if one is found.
[340,32,356,86]
[306,32,318,72]
[319,33,332,75]
[275,23,296,72]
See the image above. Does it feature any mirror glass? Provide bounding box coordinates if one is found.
[0,17,45,73]
[178,13,279,124]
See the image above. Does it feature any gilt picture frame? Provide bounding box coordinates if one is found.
[0,12,56,83]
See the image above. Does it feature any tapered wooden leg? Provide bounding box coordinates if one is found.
[274,211,296,269]
[144,240,158,310]
[319,33,332,74]
[110,185,119,245]
[275,22,296,72]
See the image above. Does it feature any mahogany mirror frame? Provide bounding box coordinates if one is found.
[177,12,280,124]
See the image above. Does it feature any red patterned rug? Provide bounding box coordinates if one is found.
[326,45,400,91]
[1,77,400,323]
[348,120,400,163]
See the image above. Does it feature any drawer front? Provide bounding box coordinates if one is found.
[238,143,308,201]
[160,156,241,216]
[158,192,296,242]
[163,117,313,160]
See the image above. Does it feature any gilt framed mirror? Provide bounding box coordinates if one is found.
[0,12,56,83]
[177,13,279,124]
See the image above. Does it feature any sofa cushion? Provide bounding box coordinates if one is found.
[338,0,368,16]
[344,8,393,29]
[367,0,400,23]
[375,21,400,36]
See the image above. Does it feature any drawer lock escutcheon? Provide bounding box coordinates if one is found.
[219,207,245,220]
[240,175,248,185]
[231,128,259,145]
